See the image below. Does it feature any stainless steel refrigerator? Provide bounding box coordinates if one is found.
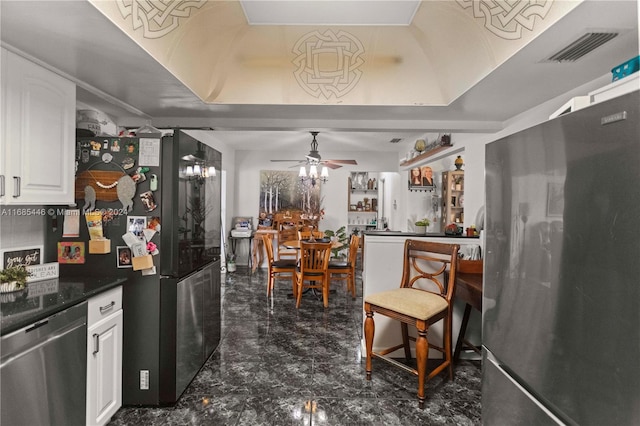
[483,90,640,425]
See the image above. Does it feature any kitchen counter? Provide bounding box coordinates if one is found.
[1,276,127,335]
[363,230,479,239]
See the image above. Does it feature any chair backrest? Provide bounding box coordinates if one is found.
[298,241,332,276]
[277,225,299,259]
[347,234,360,266]
[298,230,325,240]
[262,233,275,264]
[400,239,460,303]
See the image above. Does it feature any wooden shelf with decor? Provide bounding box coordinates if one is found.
[441,170,464,230]
[400,144,452,167]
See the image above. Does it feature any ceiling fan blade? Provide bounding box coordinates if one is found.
[323,162,343,170]
[270,159,303,163]
[322,159,358,165]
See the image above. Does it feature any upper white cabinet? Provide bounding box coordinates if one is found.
[1,47,75,205]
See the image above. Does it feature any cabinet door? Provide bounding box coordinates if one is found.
[87,310,123,426]
[1,48,75,205]
[176,270,204,398]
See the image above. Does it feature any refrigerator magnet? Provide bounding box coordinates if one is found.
[140,191,157,212]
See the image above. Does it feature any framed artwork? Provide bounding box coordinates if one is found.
[1,246,43,269]
[408,166,435,190]
[546,182,564,217]
[258,170,321,215]
[117,246,132,268]
[58,242,85,264]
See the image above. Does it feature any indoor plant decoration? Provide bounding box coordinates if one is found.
[324,226,349,258]
[0,265,32,292]
[414,218,430,234]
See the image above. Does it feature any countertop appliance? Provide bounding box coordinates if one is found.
[1,301,88,426]
[483,91,639,424]
[47,129,222,406]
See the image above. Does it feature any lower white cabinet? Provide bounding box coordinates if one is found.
[87,286,123,426]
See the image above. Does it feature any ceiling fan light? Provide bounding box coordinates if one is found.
[186,165,194,176]
[321,166,329,178]
[193,164,201,175]
[299,166,307,177]
[208,166,216,177]
[309,165,318,178]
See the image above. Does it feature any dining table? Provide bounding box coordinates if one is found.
[283,239,344,250]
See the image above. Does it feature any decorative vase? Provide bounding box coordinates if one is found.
[227,261,236,273]
[455,155,464,170]
[415,225,426,234]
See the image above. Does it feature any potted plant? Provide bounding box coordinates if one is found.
[226,253,237,273]
[324,226,348,258]
[454,176,463,191]
[414,218,430,234]
[0,265,31,292]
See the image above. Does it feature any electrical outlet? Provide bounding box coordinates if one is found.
[140,370,149,390]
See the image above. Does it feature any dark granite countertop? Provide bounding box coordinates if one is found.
[363,230,479,238]
[1,276,127,336]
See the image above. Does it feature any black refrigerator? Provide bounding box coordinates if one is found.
[48,129,222,405]
[483,90,639,424]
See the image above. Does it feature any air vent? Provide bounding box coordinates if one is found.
[546,32,618,62]
[389,138,402,144]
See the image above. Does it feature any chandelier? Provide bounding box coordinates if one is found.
[299,163,328,186]
[185,164,216,179]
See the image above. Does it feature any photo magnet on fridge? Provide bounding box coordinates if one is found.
[140,191,157,212]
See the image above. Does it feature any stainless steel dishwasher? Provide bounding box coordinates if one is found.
[1,301,88,426]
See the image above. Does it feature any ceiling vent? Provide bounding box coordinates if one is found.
[545,32,618,62]
[389,138,402,144]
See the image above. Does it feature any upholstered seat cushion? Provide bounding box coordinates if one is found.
[328,260,350,268]
[365,288,447,320]
[272,259,296,268]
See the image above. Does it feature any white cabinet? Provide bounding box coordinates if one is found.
[87,286,123,426]
[0,47,75,205]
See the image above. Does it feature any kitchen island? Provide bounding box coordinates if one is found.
[361,231,482,359]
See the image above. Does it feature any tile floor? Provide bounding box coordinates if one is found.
[108,266,482,425]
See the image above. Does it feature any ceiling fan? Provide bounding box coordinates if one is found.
[271,131,358,169]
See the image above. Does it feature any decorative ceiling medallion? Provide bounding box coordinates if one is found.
[456,0,554,40]
[116,0,206,39]
[292,30,365,100]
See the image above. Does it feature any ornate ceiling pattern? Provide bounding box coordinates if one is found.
[292,29,365,100]
[456,0,554,40]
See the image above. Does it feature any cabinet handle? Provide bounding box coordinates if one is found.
[0,175,4,197]
[12,176,20,198]
[92,333,100,355]
[99,301,115,314]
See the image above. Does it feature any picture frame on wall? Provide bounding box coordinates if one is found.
[408,166,435,190]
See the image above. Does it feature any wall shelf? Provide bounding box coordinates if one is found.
[400,143,453,167]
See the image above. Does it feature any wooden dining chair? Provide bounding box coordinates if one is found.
[364,239,459,409]
[328,234,359,298]
[295,241,332,308]
[277,225,299,260]
[262,233,297,297]
[298,230,325,240]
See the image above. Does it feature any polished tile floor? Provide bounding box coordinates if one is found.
[109,266,482,425]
